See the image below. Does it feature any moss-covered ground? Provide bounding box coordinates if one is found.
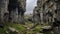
[0,22,56,34]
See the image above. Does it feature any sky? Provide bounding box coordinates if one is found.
[25,0,37,14]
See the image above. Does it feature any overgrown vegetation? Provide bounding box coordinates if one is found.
[0,22,56,34]
[0,22,26,34]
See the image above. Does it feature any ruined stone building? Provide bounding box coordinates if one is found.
[0,0,26,23]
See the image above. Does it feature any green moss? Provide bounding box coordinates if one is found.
[0,22,57,34]
[33,25,43,32]
[0,22,26,34]
[10,24,26,31]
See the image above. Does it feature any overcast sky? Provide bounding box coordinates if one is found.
[25,0,37,14]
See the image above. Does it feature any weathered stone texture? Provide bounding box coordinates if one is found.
[0,0,9,23]
[0,0,26,23]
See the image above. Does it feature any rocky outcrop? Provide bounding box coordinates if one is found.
[36,0,60,34]
[0,0,26,24]
[0,0,9,23]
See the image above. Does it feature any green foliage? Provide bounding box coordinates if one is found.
[0,22,57,34]
[33,25,43,32]
[10,24,26,31]
[26,31,34,34]
[0,22,26,34]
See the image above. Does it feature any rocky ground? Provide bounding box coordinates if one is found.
[0,22,56,34]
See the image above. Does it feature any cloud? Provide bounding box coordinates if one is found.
[25,0,37,14]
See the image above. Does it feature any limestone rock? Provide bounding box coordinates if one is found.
[8,27,18,34]
[41,26,51,29]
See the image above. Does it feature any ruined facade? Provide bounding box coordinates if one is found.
[0,0,26,23]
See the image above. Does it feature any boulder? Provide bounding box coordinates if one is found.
[41,26,52,33]
[41,26,51,29]
[8,27,18,34]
